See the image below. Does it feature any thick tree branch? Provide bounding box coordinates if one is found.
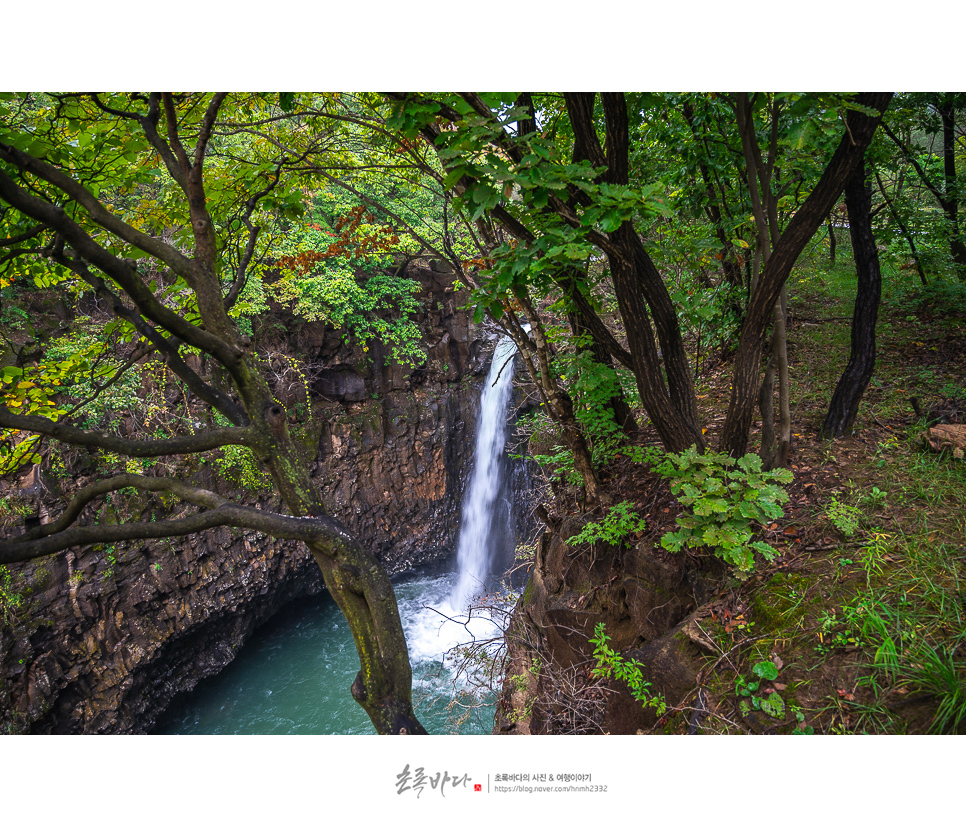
[52,253,247,424]
[136,93,189,191]
[0,473,359,563]
[0,406,255,457]
[0,139,195,276]
[161,93,193,174]
[457,93,526,164]
[0,164,244,368]
[564,93,607,168]
[194,93,229,169]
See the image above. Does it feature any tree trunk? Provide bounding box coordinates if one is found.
[720,92,892,458]
[732,94,791,469]
[821,158,883,440]
[938,98,966,274]
[758,288,791,468]
[563,92,702,452]
[609,224,705,452]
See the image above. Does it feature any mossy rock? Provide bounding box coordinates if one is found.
[752,571,815,633]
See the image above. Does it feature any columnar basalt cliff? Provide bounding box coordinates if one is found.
[0,261,492,733]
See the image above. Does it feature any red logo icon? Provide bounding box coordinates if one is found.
[474,784,482,792]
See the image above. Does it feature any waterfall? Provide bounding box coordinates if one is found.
[161,335,523,735]
[449,336,518,609]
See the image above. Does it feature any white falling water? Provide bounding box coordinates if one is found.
[449,336,518,609]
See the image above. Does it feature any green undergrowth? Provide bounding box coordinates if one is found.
[696,432,965,734]
[675,253,966,735]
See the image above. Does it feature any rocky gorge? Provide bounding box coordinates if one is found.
[0,260,502,733]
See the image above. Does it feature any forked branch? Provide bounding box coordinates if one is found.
[1,473,356,563]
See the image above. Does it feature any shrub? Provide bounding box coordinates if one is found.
[588,623,666,715]
[567,500,646,547]
[655,446,792,574]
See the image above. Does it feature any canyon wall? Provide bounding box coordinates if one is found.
[0,261,493,733]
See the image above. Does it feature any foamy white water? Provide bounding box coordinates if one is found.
[396,573,506,695]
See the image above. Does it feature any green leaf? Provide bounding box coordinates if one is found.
[760,691,786,719]
[752,661,779,681]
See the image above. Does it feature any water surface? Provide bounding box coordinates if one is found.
[158,570,509,735]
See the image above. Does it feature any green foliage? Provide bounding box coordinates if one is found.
[44,319,153,428]
[255,190,427,366]
[655,446,793,574]
[505,658,542,724]
[215,445,272,492]
[826,496,862,538]
[735,661,786,720]
[0,315,184,478]
[519,329,635,492]
[0,495,30,527]
[0,566,26,626]
[861,486,889,509]
[588,623,666,716]
[669,280,743,358]
[621,444,665,467]
[897,643,966,734]
[554,344,627,469]
[567,501,646,547]
[517,411,581,487]
[893,275,966,322]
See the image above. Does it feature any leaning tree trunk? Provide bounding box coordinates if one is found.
[720,92,892,459]
[821,158,883,440]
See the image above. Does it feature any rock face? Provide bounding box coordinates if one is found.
[494,514,718,736]
[1,528,322,733]
[304,263,489,572]
[0,261,496,733]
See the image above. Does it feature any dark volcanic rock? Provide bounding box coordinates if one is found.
[0,260,497,734]
[1,529,323,733]
[493,513,719,736]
